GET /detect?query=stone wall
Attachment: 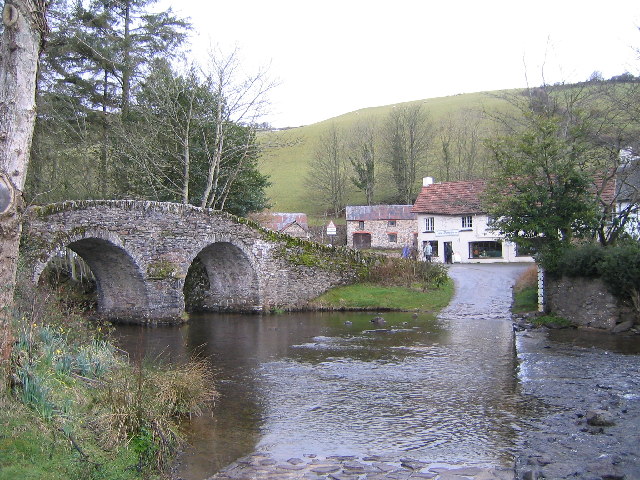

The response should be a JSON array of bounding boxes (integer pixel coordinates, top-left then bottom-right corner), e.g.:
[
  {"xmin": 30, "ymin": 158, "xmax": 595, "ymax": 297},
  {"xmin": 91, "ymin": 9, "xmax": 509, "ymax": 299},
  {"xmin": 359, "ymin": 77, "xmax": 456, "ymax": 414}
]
[
  {"xmin": 346, "ymin": 219, "xmax": 416, "ymax": 249},
  {"xmin": 23, "ymin": 201, "xmax": 372, "ymax": 322},
  {"xmin": 545, "ymin": 275, "xmax": 636, "ymax": 330}
]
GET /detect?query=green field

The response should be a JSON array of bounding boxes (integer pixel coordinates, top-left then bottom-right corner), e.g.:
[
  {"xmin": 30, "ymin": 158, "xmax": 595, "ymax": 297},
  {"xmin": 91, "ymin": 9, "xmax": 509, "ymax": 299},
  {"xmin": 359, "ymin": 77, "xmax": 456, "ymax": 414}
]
[{"xmin": 258, "ymin": 89, "xmax": 519, "ymax": 219}]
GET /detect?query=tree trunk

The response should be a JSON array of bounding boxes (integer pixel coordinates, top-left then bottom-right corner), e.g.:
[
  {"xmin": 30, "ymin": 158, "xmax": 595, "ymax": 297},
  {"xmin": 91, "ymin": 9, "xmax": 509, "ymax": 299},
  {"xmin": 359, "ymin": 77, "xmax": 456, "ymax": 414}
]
[
  {"xmin": 0, "ymin": 0, "xmax": 48, "ymax": 377},
  {"xmin": 121, "ymin": 0, "xmax": 131, "ymax": 116}
]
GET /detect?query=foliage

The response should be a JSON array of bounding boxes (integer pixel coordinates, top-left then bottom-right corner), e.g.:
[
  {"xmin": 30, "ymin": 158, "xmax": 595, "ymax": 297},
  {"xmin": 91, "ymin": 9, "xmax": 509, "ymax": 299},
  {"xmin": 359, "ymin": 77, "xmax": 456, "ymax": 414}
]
[
  {"xmin": 437, "ymin": 109, "xmax": 491, "ymax": 181},
  {"xmin": 146, "ymin": 259, "xmax": 178, "ymax": 280},
  {"xmin": 4, "ymin": 285, "xmax": 216, "ymax": 478},
  {"xmin": 27, "ymin": 4, "xmax": 270, "ymax": 217},
  {"xmin": 364, "ymin": 257, "xmax": 449, "ymax": 291},
  {"xmin": 548, "ymin": 242, "xmax": 605, "ymax": 277},
  {"xmin": 544, "ymin": 241, "xmax": 640, "ymax": 316},
  {"xmin": 513, "ymin": 286, "xmax": 538, "ymax": 314},
  {"xmin": 381, "ymin": 104, "xmax": 435, "ymax": 204},
  {"xmin": 29, "ymin": 0, "xmax": 191, "ymax": 199},
  {"xmin": 597, "ymin": 241, "xmax": 640, "ymax": 313},
  {"xmin": 530, "ymin": 315, "xmax": 572, "ymax": 328},
  {"xmin": 305, "ymin": 123, "xmax": 349, "ymax": 216},
  {"xmin": 348, "ymin": 118, "xmax": 377, "ymax": 205},
  {"xmin": 511, "ymin": 265, "xmax": 539, "ymax": 313},
  {"xmin": 483, "ymin": 109, "xmax": 600, "ymax": 259}
]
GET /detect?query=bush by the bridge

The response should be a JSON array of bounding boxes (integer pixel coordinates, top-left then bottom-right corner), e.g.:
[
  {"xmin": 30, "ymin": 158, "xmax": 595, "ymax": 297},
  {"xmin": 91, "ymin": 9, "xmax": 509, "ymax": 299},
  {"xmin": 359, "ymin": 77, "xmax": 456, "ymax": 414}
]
[{"xmin": 364, "ymin": 257, "xmax": 449, "ymax": 291}]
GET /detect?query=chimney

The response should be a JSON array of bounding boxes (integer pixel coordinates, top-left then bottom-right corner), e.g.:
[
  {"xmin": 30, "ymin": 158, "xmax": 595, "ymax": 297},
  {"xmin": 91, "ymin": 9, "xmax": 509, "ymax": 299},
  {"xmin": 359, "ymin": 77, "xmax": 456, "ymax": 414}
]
[{"xmin": 423, "ymin": 177, "xmax": 434, "ymax": 187}]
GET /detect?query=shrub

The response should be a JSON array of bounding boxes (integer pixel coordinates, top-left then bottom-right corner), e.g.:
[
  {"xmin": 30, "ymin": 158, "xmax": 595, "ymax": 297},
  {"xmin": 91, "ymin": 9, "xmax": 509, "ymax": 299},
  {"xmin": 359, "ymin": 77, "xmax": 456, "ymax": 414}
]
[
  {"xmin": 7, "ymin": 283, "xmax": 217, "ymax": 477},
  {"xmin": 364, "ymin": 257, "xmax": 449, "ymax": 290},
  {"xmin": 92, "ymin": 359, "xmax": 217, "ymax": 472},
  {"xmin": 597, "ymin": 241, "xmax": 640, "ymax": 313},
  {"xmin": 549, "ymin": 242, "xmax": 605, "ymax": 277},
  {"xmin": 541, "ymin": 241, "xmax": 640, "ymax": 317}
]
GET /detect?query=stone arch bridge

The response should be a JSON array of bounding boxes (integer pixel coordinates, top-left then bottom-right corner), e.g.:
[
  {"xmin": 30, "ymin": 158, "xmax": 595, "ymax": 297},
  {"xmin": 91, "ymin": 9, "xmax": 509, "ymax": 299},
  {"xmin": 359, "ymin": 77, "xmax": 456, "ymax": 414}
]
[{"xmin": 23, "ymin": 201, "xmax": 370, "ymax": 323}]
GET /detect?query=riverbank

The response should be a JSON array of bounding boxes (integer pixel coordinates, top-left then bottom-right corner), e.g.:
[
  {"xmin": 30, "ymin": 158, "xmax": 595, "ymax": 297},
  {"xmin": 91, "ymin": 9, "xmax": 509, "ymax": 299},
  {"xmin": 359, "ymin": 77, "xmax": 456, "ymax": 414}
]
[
  {"xmin": 513, "ymin": 326, "xmax": 640, "ymax": 480},
  {"xmin": 0, "ymin": 290, "xmax": 216, "ymax": 480},
  {"xmin": 309, "ymin": 281, "xmax": 454, "ymax": 312}
]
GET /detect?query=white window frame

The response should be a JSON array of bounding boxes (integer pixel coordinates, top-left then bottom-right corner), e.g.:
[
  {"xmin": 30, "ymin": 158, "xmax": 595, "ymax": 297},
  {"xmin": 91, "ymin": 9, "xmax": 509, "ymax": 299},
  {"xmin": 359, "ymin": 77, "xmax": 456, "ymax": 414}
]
[
  {"xmin": 424, "ymin": 216, "xmax": 434, "ymax": 232},
  {"xmin": 462, "ymin": 215, "xmax": 473, "ymax": 229}
]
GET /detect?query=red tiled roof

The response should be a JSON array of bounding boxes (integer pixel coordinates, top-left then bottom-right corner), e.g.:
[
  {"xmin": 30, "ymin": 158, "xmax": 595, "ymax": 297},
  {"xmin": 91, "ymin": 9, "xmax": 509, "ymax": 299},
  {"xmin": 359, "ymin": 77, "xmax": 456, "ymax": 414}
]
[{"xmin": 411, "ymin": 180, "xmax": 487, "ymax": 215}]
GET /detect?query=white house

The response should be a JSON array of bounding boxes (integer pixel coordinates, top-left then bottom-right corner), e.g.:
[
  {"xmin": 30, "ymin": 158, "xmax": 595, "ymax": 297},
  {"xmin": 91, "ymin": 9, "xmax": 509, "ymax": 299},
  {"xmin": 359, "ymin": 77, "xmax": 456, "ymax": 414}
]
[
  {"xmin": 411, "ymin": 177, "xmax": 535, "ymax": 264},
  {"xmin": 613, "ymin": 151, "xmax": 640, "ymax": 238}
]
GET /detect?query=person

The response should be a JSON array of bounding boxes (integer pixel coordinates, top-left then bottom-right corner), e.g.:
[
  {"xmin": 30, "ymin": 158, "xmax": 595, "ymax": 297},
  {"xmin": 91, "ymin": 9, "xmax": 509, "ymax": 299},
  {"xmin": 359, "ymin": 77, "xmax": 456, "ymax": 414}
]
[
  {"xmin": 423, "ymin": 242, "xmax": 433, "ymax": 262},
  {"xmin": 401, "ymin": 244, "xmax": 410, "ymax": 258},
  {"xmin": 444, "ymin": 243, "xmax": 452, "ymax": 264}
]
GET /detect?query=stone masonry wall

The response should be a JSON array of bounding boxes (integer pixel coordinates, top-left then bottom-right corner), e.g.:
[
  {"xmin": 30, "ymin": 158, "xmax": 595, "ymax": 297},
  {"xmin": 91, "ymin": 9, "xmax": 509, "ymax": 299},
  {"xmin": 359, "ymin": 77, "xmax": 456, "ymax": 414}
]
[
  {"xmin": 23, "ymin": 201, "xmax": 368, "ymax": 322},
  {"xmin": 346, "ymin": 219, "xmax": 416, "ymax": 249},
  {"xmin": 545, "ymin": 275, "xmax": 635, "ymax": 330}
]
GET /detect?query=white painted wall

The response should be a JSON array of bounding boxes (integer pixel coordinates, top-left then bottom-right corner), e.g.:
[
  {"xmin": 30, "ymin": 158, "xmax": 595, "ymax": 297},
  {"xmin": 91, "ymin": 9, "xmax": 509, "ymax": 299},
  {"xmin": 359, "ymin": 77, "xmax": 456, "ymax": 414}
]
[{"xmin": 416, "ymin": 213, "xmax": 535, "ymax": 263}]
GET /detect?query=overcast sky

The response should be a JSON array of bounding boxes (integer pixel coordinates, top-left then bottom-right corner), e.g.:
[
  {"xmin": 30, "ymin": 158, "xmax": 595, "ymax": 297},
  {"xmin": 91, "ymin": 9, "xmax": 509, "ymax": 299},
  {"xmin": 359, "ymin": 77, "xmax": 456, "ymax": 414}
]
[{"xmin": 161, "ymin": 0, "xmax": 640, "ymax": 128}]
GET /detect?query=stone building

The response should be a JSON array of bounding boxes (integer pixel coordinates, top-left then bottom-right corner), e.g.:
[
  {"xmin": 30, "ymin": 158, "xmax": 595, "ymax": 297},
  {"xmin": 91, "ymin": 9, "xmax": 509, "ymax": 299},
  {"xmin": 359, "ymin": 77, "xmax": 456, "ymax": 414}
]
[{"xmin": 346, "ymin": 205, "xmax": 417, "ymax": 250}]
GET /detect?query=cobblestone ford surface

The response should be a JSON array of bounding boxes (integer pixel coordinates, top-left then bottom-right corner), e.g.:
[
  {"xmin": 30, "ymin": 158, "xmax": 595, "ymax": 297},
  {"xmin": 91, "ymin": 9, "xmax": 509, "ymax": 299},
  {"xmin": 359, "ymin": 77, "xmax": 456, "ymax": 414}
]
[{"xmin": 205, "ymin": 453, "xmax": 514, "ymax": 480}]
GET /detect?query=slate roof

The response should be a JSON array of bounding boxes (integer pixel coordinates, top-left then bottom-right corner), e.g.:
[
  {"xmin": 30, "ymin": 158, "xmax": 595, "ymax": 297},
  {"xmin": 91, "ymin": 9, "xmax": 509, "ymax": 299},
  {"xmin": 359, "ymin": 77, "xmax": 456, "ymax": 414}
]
[
  {"xmin": 346, "ymin": 205, "xmax": 416, "ymax": 221},
  {"xmin": 270, "ymin": 213, "xmax": 309, "ymax": 232},
  {"xmin": 411, "ymin": 179, "xmax": 487, "ymax": 215}
]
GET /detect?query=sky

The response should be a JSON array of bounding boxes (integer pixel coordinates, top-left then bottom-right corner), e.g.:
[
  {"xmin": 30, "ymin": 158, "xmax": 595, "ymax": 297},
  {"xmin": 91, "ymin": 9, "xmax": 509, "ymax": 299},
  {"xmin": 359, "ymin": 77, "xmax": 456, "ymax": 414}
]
[{"xmin": 160, "ymin": 0, "xmax": 640, "ymax": 128}]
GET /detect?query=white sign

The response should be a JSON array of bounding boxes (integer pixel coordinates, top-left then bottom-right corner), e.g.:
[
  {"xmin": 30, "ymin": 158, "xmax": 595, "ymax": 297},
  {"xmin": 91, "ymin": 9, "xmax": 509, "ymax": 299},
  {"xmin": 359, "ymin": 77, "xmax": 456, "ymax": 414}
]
[
  {"xmin": 326, "ymin": 221, "xmax": 337, "ymax": 236},
  {"xmin": 435, "ymin": 230, "xmax": 459, "ymax": 237}
]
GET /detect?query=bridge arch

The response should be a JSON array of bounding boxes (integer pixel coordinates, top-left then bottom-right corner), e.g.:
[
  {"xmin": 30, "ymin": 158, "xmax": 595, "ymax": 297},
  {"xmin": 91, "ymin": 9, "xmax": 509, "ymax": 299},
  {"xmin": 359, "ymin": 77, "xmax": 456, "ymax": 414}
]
[
  {"xmin": 184, "ymin": 237, "xmax": 262, "ymax": 313},
  {"xmin": 34, "ymin": 229, "xmax": 150, "ymax": 317}
]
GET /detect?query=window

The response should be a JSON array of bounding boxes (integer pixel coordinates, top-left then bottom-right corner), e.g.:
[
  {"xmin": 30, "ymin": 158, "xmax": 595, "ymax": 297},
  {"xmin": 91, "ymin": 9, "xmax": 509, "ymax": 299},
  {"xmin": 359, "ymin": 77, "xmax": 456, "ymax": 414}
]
[
  {"xmin": 462, "ymin": 216, "xmax": 473, "ymax": 229},
  {"xmin": 469, "ymin": 241, "xmax": 502, "ymax": 259},
  {"xmin": 424, "ymin": 217, "xmax": 434, "ymax": 232},
  {"xmin": 422, "ymin": 240, "xmax": 439, "ymax": 257},
  {"xmin": 388, "ymin": 219, "xmax": 397, "ymax": 227},
  {"xmin": 358, "ymin": 220, "xmax": 365, "ymax": 230},
  {"xmin": 388, "ymin": 233, "xmax": 398, "ymax": 243}
]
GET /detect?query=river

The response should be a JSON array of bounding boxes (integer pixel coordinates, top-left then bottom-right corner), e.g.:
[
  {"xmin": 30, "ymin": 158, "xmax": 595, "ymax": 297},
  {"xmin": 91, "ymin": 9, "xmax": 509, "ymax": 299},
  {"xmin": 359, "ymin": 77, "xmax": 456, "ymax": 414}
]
[{"xmin": 112, "ymin": 263, "xmax": 640, "ymax": 480}]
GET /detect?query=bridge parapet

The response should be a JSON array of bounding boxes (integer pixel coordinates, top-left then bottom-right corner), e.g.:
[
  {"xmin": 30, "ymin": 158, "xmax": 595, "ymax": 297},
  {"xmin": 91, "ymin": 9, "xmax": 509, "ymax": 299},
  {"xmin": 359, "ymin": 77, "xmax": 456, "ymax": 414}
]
[{"xmin": 22, "ymin": 201, "xmax": 374, "ymax": 323}]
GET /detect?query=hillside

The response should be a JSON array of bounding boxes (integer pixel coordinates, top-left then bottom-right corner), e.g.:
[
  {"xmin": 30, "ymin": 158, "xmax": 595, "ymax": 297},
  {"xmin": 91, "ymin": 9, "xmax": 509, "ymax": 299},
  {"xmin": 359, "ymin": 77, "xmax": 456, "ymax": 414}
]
[{"xmin": 257, "ymin": 89, "xmax": 520, "ymax": 219}]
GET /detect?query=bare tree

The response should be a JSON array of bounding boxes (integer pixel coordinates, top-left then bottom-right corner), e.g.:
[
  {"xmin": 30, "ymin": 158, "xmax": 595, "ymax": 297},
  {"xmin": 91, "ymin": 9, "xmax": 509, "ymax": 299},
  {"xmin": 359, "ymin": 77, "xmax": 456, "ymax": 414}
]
[
  {"xmin": 0, "ymin": 0, "xmax": 49, "ymax": 373},
  {"xmin": 436, "ymin": 109, "xmax": 488, "ymax": 181},
  {"xmin": 381, "ymin": 104, "xmax": 434, "ymax": 204},
  {"xmin": 114, "ymin": 59, "xmax": 203, "ymax": 204},
  {"xmin": 347, "ymin": 117, "xmax": 377, "ymax": 205},
  {"xmin": 199, "ymin": 46, "xmax": 276, "ymax": 210},
  {"xmin": 306, "ymin": 123, "xmax": 349, "ymax": 216}
]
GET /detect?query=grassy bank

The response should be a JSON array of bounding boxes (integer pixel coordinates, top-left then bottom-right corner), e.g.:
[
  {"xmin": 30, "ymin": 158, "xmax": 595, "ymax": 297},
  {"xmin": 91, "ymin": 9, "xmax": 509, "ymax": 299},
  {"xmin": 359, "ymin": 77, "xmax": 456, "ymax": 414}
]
[
  {"xmin": 311, "ymin": 280, "xmax": 454, "ymax": 311},
  {"xmin": 312, "ymin": 258, "xmax": 454, "ymax": 311},
  {"xmin": 1, "ymin": 286, "xmax": 215, "ymax": 480},
  {"xmin": 512, "ymin": 265, "xmax": 539, "ymax": 313}
]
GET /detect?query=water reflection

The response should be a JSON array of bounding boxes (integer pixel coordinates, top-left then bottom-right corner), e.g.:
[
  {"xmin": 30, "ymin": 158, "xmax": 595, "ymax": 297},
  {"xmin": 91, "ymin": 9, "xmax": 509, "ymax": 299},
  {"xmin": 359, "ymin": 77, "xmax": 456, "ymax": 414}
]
[{"xmin": 113, "ymin": 310, "xmax": 521, "ymax": 480}]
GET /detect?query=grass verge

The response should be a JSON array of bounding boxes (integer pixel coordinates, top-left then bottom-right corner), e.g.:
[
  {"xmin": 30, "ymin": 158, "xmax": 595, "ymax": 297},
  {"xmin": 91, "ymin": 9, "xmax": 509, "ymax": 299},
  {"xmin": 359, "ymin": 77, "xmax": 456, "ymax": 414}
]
[
  {"xmin": 530, "ymin": 315, "xmax": 572, "ymax": 328},
  {"xmin": 1, "ymin": 285, "xmax": 216, "ymax": 480},
  {"xmin": 512, "ymin": 265, "xmax": 539, "ymax": 313},
  {"xmin": 513, "ymin": 285, "xmax": 538, "ymax": 313},
  {"xmin": 312, "ymin": 280, "xmax": 454, "ymax": 311},
  {"xmin": 311, "ymin": 257, "xmax": 454, "ymax": 311}
]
